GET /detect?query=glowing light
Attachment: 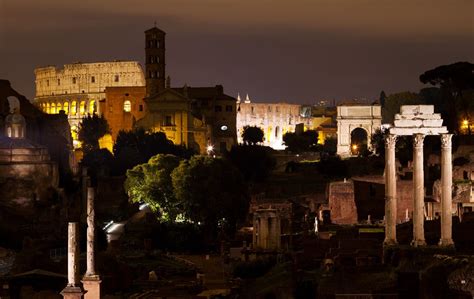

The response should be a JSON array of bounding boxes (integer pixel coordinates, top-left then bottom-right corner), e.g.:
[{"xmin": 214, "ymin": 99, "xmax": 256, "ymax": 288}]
[
  {"xmin": 220, "ymin": 125, "xmax": 228, "ymax": 131},
  {"xmin": 463, "ymin": 119, "xmax": 469, "ymax": 126},
  {"xmin": 352, "ymin": 144, "xmax": 358, "ymax": 150},
  {"xmin": 207, "ymin": 145, "xmax": 214, "ymax": 153}
]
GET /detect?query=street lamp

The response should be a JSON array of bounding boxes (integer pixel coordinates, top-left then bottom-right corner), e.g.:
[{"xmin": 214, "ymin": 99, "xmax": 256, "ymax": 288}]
[{"xmin": 206, "ymin": 144, "xmax": 214, "ymax": 155}]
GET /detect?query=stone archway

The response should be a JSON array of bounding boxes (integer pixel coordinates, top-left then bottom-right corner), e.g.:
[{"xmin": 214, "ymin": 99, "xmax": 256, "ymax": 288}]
[
  {"xmin": 336, "ymin": 105, "xmax": 382, "ymax": 158},
  {"xmin": 350, "ymin": 127, "xmax": 368, "ymax": 155}
]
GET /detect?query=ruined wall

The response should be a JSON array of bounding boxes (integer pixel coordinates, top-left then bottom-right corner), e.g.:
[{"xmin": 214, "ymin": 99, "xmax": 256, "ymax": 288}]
[{"xmin": 328, "ymin": 180, "xmax": 357, "ymax": 224}]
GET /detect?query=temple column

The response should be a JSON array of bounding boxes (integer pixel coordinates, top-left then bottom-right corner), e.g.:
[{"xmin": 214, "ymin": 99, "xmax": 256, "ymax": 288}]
[
  {"xmin": 384, "ymin": 134, "xmax": 398, "ymax": 245},
  {"xmin": 439, "ymin": 134, "xmax": 454, "ymax": 247},
  {"xmin": 61, "ymin": 223, "xmax": 84, "ymax": 299},
  {"xmin": 82, "ymin": 187, "xmax": 101, "ymax": 299},
  {"xmin": 412, "ymin": 133, "xmax": 426, "ymax": 247}
]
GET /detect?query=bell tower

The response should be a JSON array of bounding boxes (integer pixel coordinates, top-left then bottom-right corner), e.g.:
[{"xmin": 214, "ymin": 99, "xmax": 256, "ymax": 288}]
[{"xmin": 145, "ymin": 26, "xmax": 166, "ymax": 97}]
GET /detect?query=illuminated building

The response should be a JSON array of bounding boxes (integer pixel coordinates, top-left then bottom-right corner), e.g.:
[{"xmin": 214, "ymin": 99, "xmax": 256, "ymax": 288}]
[
  {"xmin": 34, "ymin": 61, "xmax": 145, "ymax": 147},
  {"xmin": 236, "ymin": 96, "xmax": 335, "ymax": 149}
]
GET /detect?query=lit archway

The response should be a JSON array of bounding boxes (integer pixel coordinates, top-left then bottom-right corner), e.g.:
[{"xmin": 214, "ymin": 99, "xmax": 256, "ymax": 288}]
[
  {"xmin": 63, "ymin": 102, "xmax": 69, "ymax": 114},
  {"xmin": 71, "ymin": 101, "xmax": 77, "ymax": 115},
  {"xmin": 123, "ymin": 100, "xmax": 131, "ymax": 112},
  {"xmin": 89, "ymin": 100, "xmax": 96, "ymax": 114},
  {"xmin": 51, "ymin": 103, "xmax": 56, "ymax": 114},
  {"xmin": 350, "ymin": 127, "xmax": 368, "ymax": 155},
  {"xmin": 79, "ymin": 101, "xmax": 85, "ymax": 115}
]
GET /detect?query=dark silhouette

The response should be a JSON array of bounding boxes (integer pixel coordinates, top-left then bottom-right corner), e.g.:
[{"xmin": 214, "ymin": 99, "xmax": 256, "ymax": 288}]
[
  {"xmin": 78, "ymin": 114, "xmax": 110, "ymax": 154},
  {"xmin": 283, "ymin": 130, "xmax": 319, "ymax": 153},
  {"xmin": 242, "ymin": 125, "xmax": 264, "ymax": 145}
]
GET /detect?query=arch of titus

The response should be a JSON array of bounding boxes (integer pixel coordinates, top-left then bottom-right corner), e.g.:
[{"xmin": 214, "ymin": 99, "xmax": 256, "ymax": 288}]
[
  {"xmin": 384, "ymin": 105, "xmax": 453, "ymax": 247},
  {"xmin": 336, "ymin": 105, "xmax": 382, "ymax": 158}
]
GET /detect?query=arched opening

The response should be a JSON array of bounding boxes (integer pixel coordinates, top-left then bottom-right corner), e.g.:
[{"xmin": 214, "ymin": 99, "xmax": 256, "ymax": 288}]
[
  {"xmin": 51, "ymin": 103, "xmax": 56, "ymax": 114},
  {"xmin": 46, "ymin": 103, "xmax": 50, "ymax": 114},
  {"xmin": 89, "ymin": 100, "xmax": 96, "ymax": 114},
  {"xmin": 79, "ymin": 101, "xmax": 85, "ymax": 115},
  {"xmin": 63, "ymin": 102, "xmax": 69, "ymax": 114},
  {"xmin": 71, "ymin": 101, "xmax": 77, "ymax": 115},
  {"xmin": 350, "ymin": 127, "xmax": 368, "ymax": 155}
]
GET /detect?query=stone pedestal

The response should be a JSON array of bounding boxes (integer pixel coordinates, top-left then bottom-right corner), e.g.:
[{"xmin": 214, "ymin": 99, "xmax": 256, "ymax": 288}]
[
  {"xmin": 82, "ymin": 276, "xmax": 101, "ymax": 299},
  {"xmin": 412, "ymin": 134, "xmax": 426, "ymax": 247},
  {"xmin": 439, "ymin": 134, "xmax": 454, "ymax": 247},
  {"xmin": 384, "ymin": 134, "xmax": 398, "ymax": 245},
  {"xmin": 60, "ymin": 286, "xmax": 84, "ymax": 299}
]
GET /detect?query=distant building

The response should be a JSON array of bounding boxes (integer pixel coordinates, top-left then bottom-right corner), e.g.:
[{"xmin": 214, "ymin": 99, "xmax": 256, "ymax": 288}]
[
  {"xmin": 236, "ymin": 96, "xmax": 335, "ymax": 149},
  {"xmin": 136, "ymin": 84, "xmax": 237, "ymax": 154},
  {"xmin": 34, "ymin": 61, "xmax": 145, "ymax": 146}
]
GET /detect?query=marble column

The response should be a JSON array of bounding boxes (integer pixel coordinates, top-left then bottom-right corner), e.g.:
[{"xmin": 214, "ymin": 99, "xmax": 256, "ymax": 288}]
[
  {"xmin": 439, "ymin": 134, "xmax": 454, "ymax": 247},
  {"xmin": 61, "ymin": 223, "xmax": 84, "ymax": 299},
  {"xmin": 384, "ymin": 134, "xmax": 398, "ymax": 245},
  {"xmin": 82, "ymin": 187, "xmax": 101, "ymax": 299},
  {"xmin": 412, "ymin": 133, "xmax": 426, "ymax": 247}
]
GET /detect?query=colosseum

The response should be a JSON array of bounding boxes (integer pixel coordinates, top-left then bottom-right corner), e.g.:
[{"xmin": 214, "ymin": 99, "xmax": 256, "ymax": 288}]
[{"xmin": 34, "ymin": 61, "xmax": 145, "ymax": 146}]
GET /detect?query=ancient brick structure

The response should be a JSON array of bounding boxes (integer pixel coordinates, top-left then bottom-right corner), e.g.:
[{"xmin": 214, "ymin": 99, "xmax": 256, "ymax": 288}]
[{"xmin": 34, "ymin": 61, "xmax": 145, "ymax": 146}]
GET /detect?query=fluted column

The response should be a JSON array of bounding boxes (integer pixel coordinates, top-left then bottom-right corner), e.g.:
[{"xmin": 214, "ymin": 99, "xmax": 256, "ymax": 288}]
[
  {"xmin": 412, "ymin": 133, "xmax": 426, "ymax": 247},
  {"xmin": 384, "ymin": 134, "xmax": 398, "ymax": 245},
  {"xmin": 439, "ymin": 133, "xmax": 454, "ymax": 247}
]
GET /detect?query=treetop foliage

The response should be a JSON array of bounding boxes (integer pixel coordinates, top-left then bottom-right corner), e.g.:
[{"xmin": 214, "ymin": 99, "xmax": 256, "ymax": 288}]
[{"xmin": 242, "ymin": 126, "xmax": 264, "ymax": 145}]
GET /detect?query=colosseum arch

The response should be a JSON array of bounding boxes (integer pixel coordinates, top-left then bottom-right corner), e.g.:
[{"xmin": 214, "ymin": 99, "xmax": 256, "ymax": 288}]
[{"xmin": 336, "ymin": 105, "xmax": 382, "ymax": 158}]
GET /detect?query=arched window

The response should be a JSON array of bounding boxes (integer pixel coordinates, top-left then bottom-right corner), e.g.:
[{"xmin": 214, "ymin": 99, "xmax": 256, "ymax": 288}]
[
  {"xmin": 63, "ymin": 102, "xmax": 69, "ymax": 114},
  {"xmin": 71, "ymin": 101, "xmax": 77, "ymax": 115},
  {"xmin": 89, "ymin": 100, "xmax": 96, "ymax": 114},
  {"xmin": 51, "ymin": 103, "xmax": 56, "ymax": 114},
  {"xmin": 46, "ymin": 103, "xmax": 50, "ymax": 114},
  {"xmin": 79, "ymin": 101, "xmax": 86, "ymax": 115},
  {"xmin": 58, "ymin": 102, "xmax": 64, "ymax": 113},
  {"xmin": 123, "ymin": 100, "xmax": 131, "ymax": 112}
]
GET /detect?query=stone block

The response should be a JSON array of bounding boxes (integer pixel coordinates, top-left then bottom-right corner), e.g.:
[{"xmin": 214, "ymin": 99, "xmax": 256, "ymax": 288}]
[
  {"xmin": 394, "ymin": 113, "xmax": 441, "ymax": 120},
  {"xmin": 400, "ymin": 105, "xmax": 434, "ymax": 115},
  {"xmin": 394, "ymin": 119, "xmax": 423, "ymax": 127},
  {"xmin": 389, "ymin": 126, "xmax": 448, "ymax": 136},
  {"xmin": 422, "ymin": 119, "xmax": 443, "ymax": 127}
]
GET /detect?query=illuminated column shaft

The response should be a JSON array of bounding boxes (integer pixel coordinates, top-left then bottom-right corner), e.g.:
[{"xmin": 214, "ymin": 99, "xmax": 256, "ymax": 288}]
[
  {"xmin": 86, "ymin": 187, "xmax": 96, "ymax": 276},
  {"xmin": 384, "ymin": 134, "xmax": 398, "ymax": 245},
  {"xmin": 67, "ymin": 222, "xmax": 79, "ymax": 286},
  {"xmin": 412, "ymin": 134, "xmax": 426, "ymax": 247},
  {"xmin": 439, "ymin": 134, "xmax": 454, "ymax": 246}
]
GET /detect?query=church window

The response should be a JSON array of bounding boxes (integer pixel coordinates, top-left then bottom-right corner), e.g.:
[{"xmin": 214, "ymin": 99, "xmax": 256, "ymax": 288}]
[
  {"xmin": 251, "ymin": 106, "xmax": 255, "ymax": 114},
  {"xmin": 123, "ymin": 100, "xmax": 131, "ymax": 112},
  {"xmin": 149, "ymin": 71, "xmax": 155, "ymax": 78},
  {"xmin": 57, "ymin": 79, "xmax": 60, "ymax": 86},
  {"xmin": 79, "ymin": 101, "xmax": 86, "ymax": 115},
  {"xmin": 51, "ymin": 103, "xmax": 56, "ymax": 114},
  {"xmin": 155, "ymin": 71, "xmax": 159, "ymax": 78},
  {"xmin": 275, "ymin": 126, "xmax": 280, "ymax": 138},
  {"xmin": 139, "ymin": 104, "xmax": 144, "ymax": 112},
  {"xmin": 268, "ymin": 106, "xmax": 272, "ymax": 112},
  {"xmin": 156, "ymin": 40, "xmax": 159, "ymax": 48},
  {"xmin": 63, "ymin": 102, "xmax": 69, "ymax": 114},
  {"xmin": 156, "ymin": 56, "xmax": 159, "ymax": 63},
  {"xmin": 91, "ymin": 76, "xmax": 95, "ymax": 83},
  {"xmin": 89, "ymin": 100, "xmax": 96, "ymax": 114},
  {"xmin": 226, "ymin": 105, "xmax": 232, "ymax": 112},
  {"xmin": 72, "ymin": 77, "xmax": 76, "ymax": 84},
  {"xmin": 215, "ymin": 105, "xmax": 222, "ymax": 112},
  {"xmin": 150, "ymin": 56, "xmax": 154, "ymax": 63},
  {"xmin": 71, "ymin": 101, "xmax": 77, "ymax": 115},
  {"xmin": 114, "ymin": 75, "xmax": 119, "ymax": 82}
]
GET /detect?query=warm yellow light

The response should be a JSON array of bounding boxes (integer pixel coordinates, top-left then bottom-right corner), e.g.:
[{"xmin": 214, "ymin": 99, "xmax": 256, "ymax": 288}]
[
  {"xmin": 463, "ymin": 119, "xmax": 469, "ymax": 126},
  {"xmin": 207, "ymin": 145, "xmax": 214, "ymax": 153},
  {"xmin": 352, "ymin": 144, "xmax": 358, "ymax": 150}
]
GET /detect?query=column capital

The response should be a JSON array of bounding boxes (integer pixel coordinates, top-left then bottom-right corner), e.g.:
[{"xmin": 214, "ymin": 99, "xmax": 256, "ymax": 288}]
[
  {"xmin": 384, "ymin": 134, "xmax": 397, "ymax": 148},
  {"xmin": 440, "ymin": 133, "xmax": 453, "ymax": 149},
  {"xmin": 413, "ymin": 133, "xmax": 425, "ymax": 148}
]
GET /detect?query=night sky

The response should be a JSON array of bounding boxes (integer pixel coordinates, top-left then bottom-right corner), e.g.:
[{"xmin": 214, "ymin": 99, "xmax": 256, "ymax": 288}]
[{"xmin": 0, "ymin": 0, "xmax": 473, "ymax": 103}]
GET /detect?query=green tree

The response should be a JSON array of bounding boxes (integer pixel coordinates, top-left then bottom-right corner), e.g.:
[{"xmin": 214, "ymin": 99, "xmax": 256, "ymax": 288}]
[
  {"xmin": 283, "ymin": 130, "xmax": 319, "ymax": 152},
  {"xmin": 420, "ymin": 62, "xmax": 474, "ymax": 133},
  {"xmin": 124, "ymin": 154, "xmax": 183, "ymax": 221},
  {"xmin": 171, "ymin": 156, "xmax": 249, "ymax": 237},
  {"xmin": 114, "ymin": 128, "xmax": 194, "ymax": 175},
  {"xmin": 242, "ymin": 126, "xmax": 264, "ymax": 145},
  {"xmin": 225, "ymin": 145, "xmax": 276, "ymax": 182},
  {"xmin": 78, "ymin": 114, "xmax": 110, "ymax": 153}
]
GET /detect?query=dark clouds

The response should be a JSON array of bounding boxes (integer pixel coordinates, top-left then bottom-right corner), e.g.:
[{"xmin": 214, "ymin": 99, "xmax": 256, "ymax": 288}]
[{"xmin": 0, "ymin": 0, "xmax": 473, "ymax": 103}]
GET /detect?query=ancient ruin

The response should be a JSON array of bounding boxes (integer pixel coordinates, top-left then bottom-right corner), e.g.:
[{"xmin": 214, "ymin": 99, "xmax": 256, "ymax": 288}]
[
  {"xmin": 384, "ymin": 105, "xmax": 453, "ymax": 247},
  {"xmin": 253, "ymin": 208, "xmax": 281, "ymax": 251},
  {"xmin": 61, "ymin": 222, "xmax": 84, "ymax": 299}
]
